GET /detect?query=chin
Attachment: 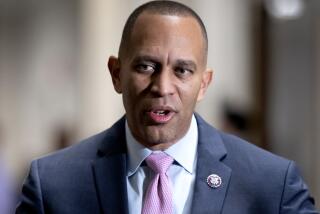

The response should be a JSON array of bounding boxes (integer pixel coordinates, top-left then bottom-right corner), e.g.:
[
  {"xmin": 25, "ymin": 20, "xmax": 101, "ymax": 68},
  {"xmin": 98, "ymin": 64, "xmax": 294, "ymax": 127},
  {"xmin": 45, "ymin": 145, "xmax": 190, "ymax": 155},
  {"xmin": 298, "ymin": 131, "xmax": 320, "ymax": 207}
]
[
  {"xmin": 144, "ymin": 129, "xmax": 176, "ymax": 146},
  {"xmin": 144, "ymin": 138, "xmax": 175, "ymax": 150}
]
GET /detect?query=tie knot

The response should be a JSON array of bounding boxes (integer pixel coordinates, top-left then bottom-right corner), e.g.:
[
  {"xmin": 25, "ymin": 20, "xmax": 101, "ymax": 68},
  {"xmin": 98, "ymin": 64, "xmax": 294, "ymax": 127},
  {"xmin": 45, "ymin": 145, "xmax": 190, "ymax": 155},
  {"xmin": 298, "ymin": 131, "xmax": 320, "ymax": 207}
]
[{"xmin": 145, "ymin": 152, "xmax": 174, "ymax": 174}]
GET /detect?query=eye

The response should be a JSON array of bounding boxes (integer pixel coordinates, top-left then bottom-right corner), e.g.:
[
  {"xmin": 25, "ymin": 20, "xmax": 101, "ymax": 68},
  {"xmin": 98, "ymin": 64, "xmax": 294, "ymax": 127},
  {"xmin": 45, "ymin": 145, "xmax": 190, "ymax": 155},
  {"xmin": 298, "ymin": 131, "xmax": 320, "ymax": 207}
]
[
  {"xmin": 135, "ymin": 64, "xmax": 156, "ymax": 74},
  {"xmin": 175, "ymin": 67, "xmax": 193, "ymax": 77}
]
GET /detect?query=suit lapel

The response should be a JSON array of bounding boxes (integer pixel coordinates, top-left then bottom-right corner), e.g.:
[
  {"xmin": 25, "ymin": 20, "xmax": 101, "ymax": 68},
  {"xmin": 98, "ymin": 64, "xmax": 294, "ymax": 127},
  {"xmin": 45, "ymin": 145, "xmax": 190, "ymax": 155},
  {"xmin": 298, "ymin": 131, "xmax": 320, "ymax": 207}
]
[
  {"xmin": 191, "ymin": 114, "xmax": 232, "ymax": 214},
  {"xmin": 92, "ymin": 154, "xmax": 128, "ymax": 214},
  {"xmin": 91, "ymin": 117, "xmax": 129, "ymax": 214}
]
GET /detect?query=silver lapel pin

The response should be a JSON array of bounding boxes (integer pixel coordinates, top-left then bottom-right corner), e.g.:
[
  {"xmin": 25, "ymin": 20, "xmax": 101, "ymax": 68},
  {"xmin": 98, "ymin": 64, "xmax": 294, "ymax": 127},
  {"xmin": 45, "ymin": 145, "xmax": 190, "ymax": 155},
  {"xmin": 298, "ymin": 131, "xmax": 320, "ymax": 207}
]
[{"xmin": 207, "ymin": 174, "xmax": 222, "ymax": 188}]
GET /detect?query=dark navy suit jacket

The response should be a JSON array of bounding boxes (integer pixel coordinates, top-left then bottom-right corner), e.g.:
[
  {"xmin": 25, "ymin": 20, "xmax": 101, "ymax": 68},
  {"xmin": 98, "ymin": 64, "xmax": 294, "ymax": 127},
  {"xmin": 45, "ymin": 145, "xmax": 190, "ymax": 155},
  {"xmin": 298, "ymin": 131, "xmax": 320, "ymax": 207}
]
[{"xmin": 16, "ymin": 114, "xmax": 318, "ymax": 213}]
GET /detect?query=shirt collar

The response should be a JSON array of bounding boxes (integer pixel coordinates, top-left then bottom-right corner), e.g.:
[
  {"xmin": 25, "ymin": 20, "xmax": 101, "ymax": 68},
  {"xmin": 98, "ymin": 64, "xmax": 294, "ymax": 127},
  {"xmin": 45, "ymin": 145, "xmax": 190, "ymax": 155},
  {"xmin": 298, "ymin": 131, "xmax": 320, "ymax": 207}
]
[{"xmin": 126, "ymin": 115, "xmax": 198, "ymax": 176}]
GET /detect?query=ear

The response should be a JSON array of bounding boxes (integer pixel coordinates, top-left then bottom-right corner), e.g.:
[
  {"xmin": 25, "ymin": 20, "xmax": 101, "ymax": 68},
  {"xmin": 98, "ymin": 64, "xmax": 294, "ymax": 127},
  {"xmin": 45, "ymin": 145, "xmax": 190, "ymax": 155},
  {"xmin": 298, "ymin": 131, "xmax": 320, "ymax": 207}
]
[
  {"xmin": 197, "ymin": 68, "xmax": 213, "ymax": 102},
  {"xmin": 108, "ymin": 56, "xmax": 122, "ymax": 94}
]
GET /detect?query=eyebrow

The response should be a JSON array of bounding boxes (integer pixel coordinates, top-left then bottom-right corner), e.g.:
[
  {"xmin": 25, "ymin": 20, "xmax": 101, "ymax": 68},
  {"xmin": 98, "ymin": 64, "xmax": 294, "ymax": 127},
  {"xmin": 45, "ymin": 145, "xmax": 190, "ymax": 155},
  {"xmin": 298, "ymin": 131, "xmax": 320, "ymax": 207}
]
[
  {"xmin": 131, "ymin": 55, "xmax": 197, "ymax": 70},
  {"xmin": 175, "ymin": 59, "xmax": 197, "ymax": 71},
  {"xmin": 131, "ymin": 55, "xmax": 160, "ymax": 64}
]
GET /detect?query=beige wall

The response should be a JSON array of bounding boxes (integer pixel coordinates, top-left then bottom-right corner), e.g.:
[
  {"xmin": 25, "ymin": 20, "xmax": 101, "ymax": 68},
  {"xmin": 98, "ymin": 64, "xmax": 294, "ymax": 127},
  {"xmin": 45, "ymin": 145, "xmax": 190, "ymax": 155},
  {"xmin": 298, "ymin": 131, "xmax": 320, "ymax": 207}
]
[
  {"xmin": 76, "ymin": 0, "xmax": 128, "ymax": 139},
  {"xmin": 0, "ymin": 0, "xmax": 79, "ymax": 178},
  {"xmin": 192, "ymin": 0, "xmax": 254, "ymax": 126}
]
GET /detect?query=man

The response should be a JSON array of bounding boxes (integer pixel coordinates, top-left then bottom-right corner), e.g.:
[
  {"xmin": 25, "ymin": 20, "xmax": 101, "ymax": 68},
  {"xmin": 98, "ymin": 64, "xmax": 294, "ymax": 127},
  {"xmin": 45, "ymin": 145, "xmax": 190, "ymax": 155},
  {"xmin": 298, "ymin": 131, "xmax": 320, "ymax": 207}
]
[{"xmin": 17, "ymin": 1, "xmax": 318, "ymax": 213}]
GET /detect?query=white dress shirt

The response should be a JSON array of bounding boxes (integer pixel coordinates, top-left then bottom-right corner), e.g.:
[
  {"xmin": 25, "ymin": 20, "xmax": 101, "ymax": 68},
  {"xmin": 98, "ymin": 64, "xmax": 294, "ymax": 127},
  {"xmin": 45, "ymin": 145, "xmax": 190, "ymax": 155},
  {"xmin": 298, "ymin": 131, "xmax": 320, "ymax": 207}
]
[{"xmin": 126, "ymin": 115, "xmax": 198, "ymax": 214}]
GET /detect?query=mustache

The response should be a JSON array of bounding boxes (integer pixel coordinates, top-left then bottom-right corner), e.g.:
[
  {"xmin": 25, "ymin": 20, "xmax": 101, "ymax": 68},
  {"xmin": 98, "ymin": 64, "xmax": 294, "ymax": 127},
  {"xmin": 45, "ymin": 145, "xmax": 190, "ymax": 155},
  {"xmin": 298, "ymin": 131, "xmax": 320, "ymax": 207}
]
[{"xmin": 139, "ymin": 97, "xmax": 178, "ymax": 111}]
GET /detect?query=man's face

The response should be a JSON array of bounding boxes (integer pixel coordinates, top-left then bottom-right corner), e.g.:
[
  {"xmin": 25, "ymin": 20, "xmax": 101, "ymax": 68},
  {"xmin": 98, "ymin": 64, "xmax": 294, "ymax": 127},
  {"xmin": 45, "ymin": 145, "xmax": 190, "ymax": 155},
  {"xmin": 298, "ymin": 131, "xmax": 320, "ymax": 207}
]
[{"xmin": 109, "ymin": 13, "xmax": 212, "ymax": 150}]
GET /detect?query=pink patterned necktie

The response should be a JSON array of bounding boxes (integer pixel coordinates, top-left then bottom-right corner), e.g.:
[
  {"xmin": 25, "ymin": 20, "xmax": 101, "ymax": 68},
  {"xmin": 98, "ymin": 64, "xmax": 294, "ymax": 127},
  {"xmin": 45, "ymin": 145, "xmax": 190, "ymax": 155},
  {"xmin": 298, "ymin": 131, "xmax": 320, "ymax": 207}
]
[{"xmin": 142, "ymin": 152, "xmax": 174, "ymax": 214}]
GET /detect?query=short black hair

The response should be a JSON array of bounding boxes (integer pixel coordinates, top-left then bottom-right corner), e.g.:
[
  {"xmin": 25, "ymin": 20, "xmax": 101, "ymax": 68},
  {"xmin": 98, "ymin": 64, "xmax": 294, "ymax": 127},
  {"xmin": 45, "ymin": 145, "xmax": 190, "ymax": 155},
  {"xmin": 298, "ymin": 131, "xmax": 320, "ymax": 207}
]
[{"xmin": 118, "ymin": 0, "xmax": 208, "ymax": 60}]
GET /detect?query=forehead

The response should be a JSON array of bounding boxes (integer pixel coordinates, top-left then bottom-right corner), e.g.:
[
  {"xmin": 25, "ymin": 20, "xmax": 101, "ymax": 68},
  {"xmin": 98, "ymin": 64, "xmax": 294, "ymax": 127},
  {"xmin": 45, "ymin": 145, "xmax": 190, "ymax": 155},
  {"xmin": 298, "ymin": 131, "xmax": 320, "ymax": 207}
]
[{"xmin": 125, "ymin": 13, "xmax": 206, "ymax": 65}]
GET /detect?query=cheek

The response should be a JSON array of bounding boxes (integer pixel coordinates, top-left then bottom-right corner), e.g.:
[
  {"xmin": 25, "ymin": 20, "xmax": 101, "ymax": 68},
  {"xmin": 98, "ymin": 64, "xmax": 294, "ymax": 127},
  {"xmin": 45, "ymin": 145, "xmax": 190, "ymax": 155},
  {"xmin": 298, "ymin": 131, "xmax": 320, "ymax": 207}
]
[
  {"xmin": 121, "ymin": 72, "xmax": 143, "ymax": 92},
  {"xmin": 121, "ymin": 73, "xmax": 150, "ymax": 104},
  {"xmin": 179, "ymin": 80, "xmax": 202, "ymax": 105}
]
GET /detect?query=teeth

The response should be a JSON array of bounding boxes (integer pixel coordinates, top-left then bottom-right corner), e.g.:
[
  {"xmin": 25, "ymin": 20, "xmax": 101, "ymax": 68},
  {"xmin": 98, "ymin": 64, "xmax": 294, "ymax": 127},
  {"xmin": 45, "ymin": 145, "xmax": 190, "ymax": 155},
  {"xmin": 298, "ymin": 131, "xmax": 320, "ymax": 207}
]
[{"xmin": 155, "ymin": 110, "xmax": 165, "ymax": 115}]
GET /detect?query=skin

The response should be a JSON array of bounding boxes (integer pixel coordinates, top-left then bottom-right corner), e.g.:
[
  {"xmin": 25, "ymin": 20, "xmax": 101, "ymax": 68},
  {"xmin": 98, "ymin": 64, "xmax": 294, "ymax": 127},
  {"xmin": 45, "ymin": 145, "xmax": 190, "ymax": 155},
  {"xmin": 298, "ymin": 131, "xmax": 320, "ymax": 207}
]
[{"xmin": 108, "ymin": 12, "xmax": 213, "ymax": 150}]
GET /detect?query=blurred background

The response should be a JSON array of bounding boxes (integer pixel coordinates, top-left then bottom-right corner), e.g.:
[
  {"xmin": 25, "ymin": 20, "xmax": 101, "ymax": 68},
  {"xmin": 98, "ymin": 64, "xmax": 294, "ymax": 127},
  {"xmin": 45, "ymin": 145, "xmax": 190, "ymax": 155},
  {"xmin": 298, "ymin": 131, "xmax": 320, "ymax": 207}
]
[{"xmin": 0, "ymin": 0, "xmax": 319, "ymax": 211}]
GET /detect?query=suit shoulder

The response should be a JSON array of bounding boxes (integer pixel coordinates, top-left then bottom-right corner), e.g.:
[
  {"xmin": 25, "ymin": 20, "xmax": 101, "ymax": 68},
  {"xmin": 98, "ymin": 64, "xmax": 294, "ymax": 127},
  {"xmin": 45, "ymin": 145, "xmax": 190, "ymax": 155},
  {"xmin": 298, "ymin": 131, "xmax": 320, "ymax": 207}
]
[
  {"xmin": 219, "ymin": 131, "xmax": 290, "ymax": 170},
  {"xmin": 35, "ymin": 116, "xmax": 126, "ymax": 167},
  {"xmin": 35, "ymin": 128, "xmax": 111, "ymax": 165},
  {"xmin": 195, "ymin": 113, "xmax": 290, "ymax": 168}
]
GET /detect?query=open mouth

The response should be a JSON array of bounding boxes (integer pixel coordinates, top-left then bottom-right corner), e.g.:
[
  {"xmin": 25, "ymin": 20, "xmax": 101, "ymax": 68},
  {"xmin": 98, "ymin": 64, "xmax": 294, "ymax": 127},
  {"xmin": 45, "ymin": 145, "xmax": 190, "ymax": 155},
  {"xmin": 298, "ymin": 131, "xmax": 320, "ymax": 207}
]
[
  {"xmin": 148, "ymin": 109, "xmax": 175, "ymax": 123},
  {"xmin": 152, "ymin": 110, "xmax": 170, "ymax": 115}
]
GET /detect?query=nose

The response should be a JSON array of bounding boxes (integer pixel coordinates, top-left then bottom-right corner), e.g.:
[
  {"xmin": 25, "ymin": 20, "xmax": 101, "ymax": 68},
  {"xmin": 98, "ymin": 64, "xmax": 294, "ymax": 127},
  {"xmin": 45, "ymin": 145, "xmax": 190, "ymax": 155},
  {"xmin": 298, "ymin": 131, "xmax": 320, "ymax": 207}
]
[{"xmin": 150, "ymin": 69, "xmax": 175, "ymax": 97}]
